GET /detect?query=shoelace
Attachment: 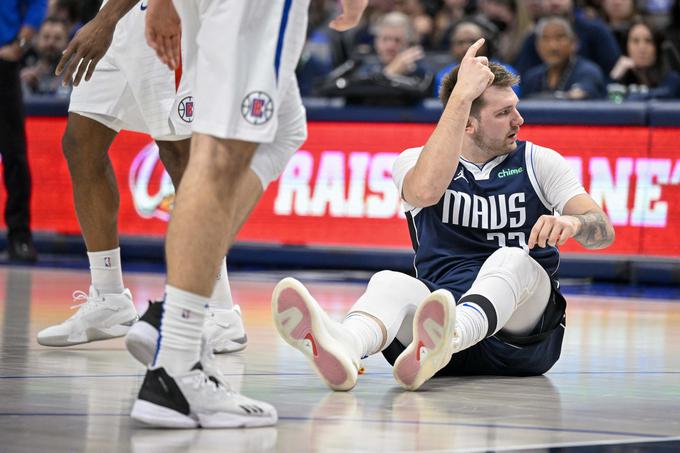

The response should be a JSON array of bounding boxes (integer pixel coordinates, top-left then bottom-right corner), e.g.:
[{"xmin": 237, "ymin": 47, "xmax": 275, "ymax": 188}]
[{"xmin": 68, "ymin": 290, "xmax": 103, "ymax": 319}]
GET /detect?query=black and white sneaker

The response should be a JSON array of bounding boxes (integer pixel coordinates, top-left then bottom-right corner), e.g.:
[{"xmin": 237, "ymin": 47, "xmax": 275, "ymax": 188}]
[
  {"xmin": 131, "ymin": 363, "xmax": 277, "ymax": 428},
  {"xmin": 125, "ymin": 300, "xmax": 163, "ymax": 365}
]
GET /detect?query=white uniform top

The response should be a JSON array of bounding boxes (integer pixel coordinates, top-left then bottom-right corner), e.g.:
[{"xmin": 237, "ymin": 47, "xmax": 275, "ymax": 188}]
[{"xmin": 392, "ymin": 143, "xmax": 586, "ymax": 214}]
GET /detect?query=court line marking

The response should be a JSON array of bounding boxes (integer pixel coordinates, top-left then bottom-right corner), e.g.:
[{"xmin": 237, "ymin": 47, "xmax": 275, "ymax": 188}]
[
  {"xmin": 2, "ymin": 370, "xmax": 680, "ymax": 379},
  {"xmin": 0, "ymin": 412, "xmax": 669, "ymax": 439},
  {"xmin": 456, "ymin": 435, "xmax": 680, "ymax": 453}
]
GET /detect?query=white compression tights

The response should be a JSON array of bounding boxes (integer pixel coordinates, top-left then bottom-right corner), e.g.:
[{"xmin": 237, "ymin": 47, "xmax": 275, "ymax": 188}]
[{"xmin": 343, "ymin": 247, "xmax": 552, "ymax": 356}]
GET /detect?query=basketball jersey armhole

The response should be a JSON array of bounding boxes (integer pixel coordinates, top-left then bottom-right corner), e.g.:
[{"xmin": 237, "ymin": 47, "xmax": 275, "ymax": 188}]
[{"xmin": 525, "ymin": 142, "xmax": 553, "ymax": 212}]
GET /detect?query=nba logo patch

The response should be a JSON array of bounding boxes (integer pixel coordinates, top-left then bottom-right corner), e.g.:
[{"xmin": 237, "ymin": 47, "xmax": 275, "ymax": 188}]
[
  {"xmin": 178, "ymin": 96, "xmax": 194, "ymax": 123},
  {"xmin": 181, "ymin": 309, "xmax": 191, "ymax": 319},
  {"xmin": 104, "ymin": 257, "xmax": 111, "ymax": 268},
  {"xmin": 241, "ymin": 91, "xmax": 274, "ymax": 125}
]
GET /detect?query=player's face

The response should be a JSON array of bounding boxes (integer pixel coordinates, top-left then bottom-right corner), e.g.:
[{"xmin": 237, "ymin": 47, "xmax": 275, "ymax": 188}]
[{"xmin": 470, "ymin": 86, "xmax": 524, "ymax": 155}]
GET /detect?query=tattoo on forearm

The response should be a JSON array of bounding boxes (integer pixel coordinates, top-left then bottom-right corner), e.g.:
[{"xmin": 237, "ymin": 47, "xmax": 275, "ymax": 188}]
[{"xmin": 572, "ymin": 211, "xmax": 614, "ymax": 249}]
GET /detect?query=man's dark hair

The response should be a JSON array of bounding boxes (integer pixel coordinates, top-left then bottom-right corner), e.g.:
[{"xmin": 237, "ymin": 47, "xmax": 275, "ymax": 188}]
[{"xmin": 439, "ymin": 63, "xmax": 520, "ymax": 115}]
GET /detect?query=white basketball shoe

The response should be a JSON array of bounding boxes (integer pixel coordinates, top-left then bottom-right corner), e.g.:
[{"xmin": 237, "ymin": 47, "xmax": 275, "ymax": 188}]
[
  {"xmin": 204, "ymin": 306, "xmax": 248, "ymax": 354},
  {"xmin": 392, "ymin": 289, "xmax": 459, "ymax": 391},
  {"xmin": 37, "ymin": 286, "xmax": 138, "ymax": 346},
  {"xmin": 125, "ymin": 301, "xmax": 248, "ymax": 366},
  {"xmin": 272, "ymin": 277, "xmax": 364, "ymax": 391}
]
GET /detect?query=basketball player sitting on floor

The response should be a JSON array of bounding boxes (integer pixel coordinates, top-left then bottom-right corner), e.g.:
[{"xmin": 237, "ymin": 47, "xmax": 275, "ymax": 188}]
[{"xmin": 272, "ymin": 39, "xmax": 615, "ymax": 391}]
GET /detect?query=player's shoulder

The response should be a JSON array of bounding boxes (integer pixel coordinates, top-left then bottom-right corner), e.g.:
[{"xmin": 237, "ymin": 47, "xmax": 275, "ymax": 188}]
[
  {"xmin": 398, "ymin": 146, "xmax": 424, "ymax": 157},
  {"xmin": 523, "ymin": 141, "xmax": 572, "ymax": 176}
]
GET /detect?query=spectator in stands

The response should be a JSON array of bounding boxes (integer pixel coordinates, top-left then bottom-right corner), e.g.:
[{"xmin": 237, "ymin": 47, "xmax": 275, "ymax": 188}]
[
  {"xmin": 478, "ymin": 0, "xmax": 534, "ymax": 64},
  {"xmin": 316, "ymin": 11, "xmax": 433, "ymax": 105},
  {"xmin": 513, "ymin": 0, "xmax": 621, "ymax": 78},
  {"xmin": 666, "ymin": 0, "xmax": 680, "ymax": 72},
  {"xmin": 20, "ymin": 17, "xmax": 70, "ymax": 97},
  {"xmin": 522, "ymin": 16, "xmax": 606, "ymax": 99},
  {"xmin": 432, "ymin": 0, "xmax": 473, "ymax": 48},
  {"xmin": 637, "ymin": 0, "xmax": 674, "ymax": 28},
  {"xmin": 601, "ymin": 0, "xmax": 640, "ymax": 52},
  {"xmin": 433, "ymin": 18, "xmax": 520, "ymax": 96},
  {"xmin": 523, "ymin": 0, "xmax": 546, "ymax": 21},
  {"xmin": 609, "ymin": 19, "xmax": 680, "ymax": 99},
  {"xmin": 0, "ymin": 0, "xmax": 45, "ymax": 262},
  {"xmin": 48, "ymin": 0, "xmax": 81, "ymax": 39}
]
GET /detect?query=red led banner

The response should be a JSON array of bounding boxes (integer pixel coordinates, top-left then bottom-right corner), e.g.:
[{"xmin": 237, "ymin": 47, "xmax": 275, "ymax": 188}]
[{"xmin": 3, "ymin": 117, "xmax": 680, "ymax": 257}]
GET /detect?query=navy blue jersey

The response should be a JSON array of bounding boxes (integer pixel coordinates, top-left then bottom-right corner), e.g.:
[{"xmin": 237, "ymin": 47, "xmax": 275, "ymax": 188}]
[{"xmin": 406, "ymin": 141, "xmax": 559, "ymax": 299}]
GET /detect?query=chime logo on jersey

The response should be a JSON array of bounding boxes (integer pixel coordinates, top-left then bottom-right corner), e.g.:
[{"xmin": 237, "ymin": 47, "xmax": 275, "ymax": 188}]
[
  {"xmin": 178, "ymin": 96, "xmax": 194, "ymax": 123},
  {"xmin": 241, "ymin": 91, "xmax": 274, "ymax": 125},
  {"xmin": 441, "ymin": 190, "xmax": 527, "ymax": 229}
]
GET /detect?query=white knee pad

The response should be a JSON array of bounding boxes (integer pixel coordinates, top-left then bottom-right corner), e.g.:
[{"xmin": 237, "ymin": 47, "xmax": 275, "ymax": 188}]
[
  {"xmin": 250, "ymin": 79, "xmax": 307, "ymax": 189},
  {"xmin": 348, "ymin": 270, "xmax": 430, "ymax": 346},
  {"xmin": 475, "ymin": 247, "xmax": 544, "ymax": 310}
]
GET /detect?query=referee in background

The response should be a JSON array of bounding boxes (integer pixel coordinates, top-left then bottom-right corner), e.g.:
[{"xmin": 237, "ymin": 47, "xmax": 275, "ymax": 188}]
[{"xmin": 0, "ymin": 0, "xmax": 46, "ymax": 262}]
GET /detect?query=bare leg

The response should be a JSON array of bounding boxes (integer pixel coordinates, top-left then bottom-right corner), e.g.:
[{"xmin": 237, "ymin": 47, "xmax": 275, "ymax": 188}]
[
  {"xmin": 165, "ymin": 133, "xmax": 257, "ymax": 296},
  {"xmin": 62, "ymin": 113, "xmax": 118, "ymax": 252},
  {"xmin": 157, "ymin": 139, "xmax": 190, "ymax": 189}
]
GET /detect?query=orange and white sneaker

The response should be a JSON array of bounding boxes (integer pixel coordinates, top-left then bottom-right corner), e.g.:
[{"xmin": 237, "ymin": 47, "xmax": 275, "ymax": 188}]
[
  {"xmin": 393, "ymin": 290, "xmax": 458, "ymax": 391},
  {"xmin": 272, "ymin": 277, "xmax": 363, "ymax": 391}
]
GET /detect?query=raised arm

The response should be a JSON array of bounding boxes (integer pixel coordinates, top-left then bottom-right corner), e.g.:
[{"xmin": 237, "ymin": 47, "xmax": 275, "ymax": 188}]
[{"xmin": 402, "ymin": 39, "xmax": 493, "ymax": 208}]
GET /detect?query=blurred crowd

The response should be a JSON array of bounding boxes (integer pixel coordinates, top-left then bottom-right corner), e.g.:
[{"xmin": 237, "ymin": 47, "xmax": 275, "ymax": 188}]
[{"xmin": 12, "ymin": 0, "xmax": 680, "ymax": 103}]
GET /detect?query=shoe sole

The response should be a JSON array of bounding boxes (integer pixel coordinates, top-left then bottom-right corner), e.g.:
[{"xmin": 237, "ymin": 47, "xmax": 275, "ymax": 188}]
[
  {"xmin": 37, "ymin": 320, "xmax": 136, "ymax": 347},
  {"xmin": 272, "ymin": 277, "xmax": 357, "ymax": 391},
  {"xmin": 131, "ymin": 400, "xmax": 277, "ymax": 428},
  {"xmin": 125, "ymin": 321, "xmax": 158, "ymax": 365},
  {"xmin": 393, "ymin": 290, "xmax": 456, "ymax": 391}
]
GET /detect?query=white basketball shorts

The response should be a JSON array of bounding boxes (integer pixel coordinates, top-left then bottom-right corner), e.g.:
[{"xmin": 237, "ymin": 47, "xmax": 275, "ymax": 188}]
[
  {"xmin": 68, "ymin": 1, "xmax": 192, "ymax": 141},
  {"xmin": 172, "ymin": 0, "xmax": 309, "ymax": 143}
]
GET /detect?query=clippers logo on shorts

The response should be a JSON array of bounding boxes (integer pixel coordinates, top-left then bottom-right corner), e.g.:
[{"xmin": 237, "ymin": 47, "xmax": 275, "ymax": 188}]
[
  {"xmin": 178, "ymin": 96, "xmax": 194, "ymax": 123},
  {"xmin": 241, "ymin": 91, "xmax": 274, "ymax": 125}
]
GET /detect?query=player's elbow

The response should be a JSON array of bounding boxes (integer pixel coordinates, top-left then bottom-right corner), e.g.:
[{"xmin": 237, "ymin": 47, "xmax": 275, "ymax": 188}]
[{"xmin": 407, "ymin": 184, "xmax": 443, "ymax": 208}]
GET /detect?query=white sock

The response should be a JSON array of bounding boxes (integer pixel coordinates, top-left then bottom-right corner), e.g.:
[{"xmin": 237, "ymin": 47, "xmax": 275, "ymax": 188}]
[
  {"xmin": 87, "ymin": 248, "xmax": 124, "ymax": 294},
  {"xmin": 342, "ymin": 313, "xmax": 383, "ymax": 359},
  {"xmin": 154, "ymin": 285, "xmax": 207, "ymax": 375},
  {"xmin": 454, "ymin": 302, "xmax": 489, "ymax": 352},
  {"xmin": 209, "ymin": 257, "xmax": 233, "ymax": 310}
]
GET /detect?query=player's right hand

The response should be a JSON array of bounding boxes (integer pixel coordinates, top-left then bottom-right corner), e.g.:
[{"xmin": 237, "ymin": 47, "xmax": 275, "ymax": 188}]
[
  {"xmin": 330, "ymin": 0, "xmax": 369, "ymax": 31},
  {"xmin": 56, "ymin": 17, "xmax": 116, "ymax": 86},
  {"xmin": 450, "ymin": 38, "xmax": 494, "ymax": 104},
  {"xmin": 145, "ymin": 0, "xmax": 180, "ymax": 70}
]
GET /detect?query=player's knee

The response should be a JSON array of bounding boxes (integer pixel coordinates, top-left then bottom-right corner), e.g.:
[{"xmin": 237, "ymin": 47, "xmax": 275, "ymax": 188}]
[
  {"xmin": 478, "ymin": 247, "xmax": 533, "ymax": 282},
  {"xmin": 61, "ymin": 127, "xmax": 94, "ymax": 169},
  {"xmin": 157, "ymin": 140, "xmax": 189, "ymax": 184},
  {"xmin": 193, "ymin": 138, "xmax": 256, "ymax": 179},
  {"xmin": 368, "ymin": 270, "xmax": 408, "ymax": 289}
]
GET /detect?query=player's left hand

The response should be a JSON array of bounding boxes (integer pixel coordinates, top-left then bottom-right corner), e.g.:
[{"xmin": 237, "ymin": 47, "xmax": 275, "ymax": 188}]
[
  {"xmin": 145, "ymin": 0, "xmax": 180, "ymax": 70},
  {"xmin": 56, "ymin": 16, "xmax": 115, "ymax": 86},
  {"xmin": 528, "ymin": 214, "xmax": 580, "ymax": 249}
]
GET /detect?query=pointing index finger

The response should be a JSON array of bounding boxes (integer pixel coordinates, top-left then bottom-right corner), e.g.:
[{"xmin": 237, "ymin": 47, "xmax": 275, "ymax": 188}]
[{"xmin": 463, "ymin": 38, "xmax": 485, "ymax": 60}]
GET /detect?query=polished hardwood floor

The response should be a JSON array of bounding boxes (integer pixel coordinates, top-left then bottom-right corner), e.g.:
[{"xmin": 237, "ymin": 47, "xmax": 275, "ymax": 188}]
[{"xmin": 1, "ymin": 266, "xmax": 679, "ymax": 452}]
